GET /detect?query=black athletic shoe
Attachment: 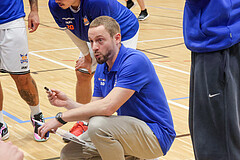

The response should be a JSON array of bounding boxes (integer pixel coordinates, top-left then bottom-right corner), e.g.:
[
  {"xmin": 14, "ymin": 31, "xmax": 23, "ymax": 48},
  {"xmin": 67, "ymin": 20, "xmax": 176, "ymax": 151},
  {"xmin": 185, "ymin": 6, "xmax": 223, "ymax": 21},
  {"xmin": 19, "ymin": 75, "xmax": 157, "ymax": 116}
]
[
  {"xmin": 138, "ymin": 9, "xmax": 149, "ymax": 21},
  {"xmin": 126, "ymin": 0, "xmax": 135, "ymax": 9},
  {"xmin": 31, "ymin": 112, "xmax": 50, "ymax": 142}
]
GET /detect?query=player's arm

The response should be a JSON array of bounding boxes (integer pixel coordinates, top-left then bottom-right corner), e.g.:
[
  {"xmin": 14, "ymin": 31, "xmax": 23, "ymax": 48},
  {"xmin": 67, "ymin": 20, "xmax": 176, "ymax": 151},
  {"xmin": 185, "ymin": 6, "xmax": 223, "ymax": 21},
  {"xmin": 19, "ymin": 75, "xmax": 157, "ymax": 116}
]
[
  {"xmin": 65, "ymin": 29, "xmax": 92, "ymax": 73},
  {"xmin": 65, "ymin": 29, "xmax": 89, "ymax": 56},
  {"xmin": 28, "ymin": 0, "xmax": 39, "ymax": 33}
]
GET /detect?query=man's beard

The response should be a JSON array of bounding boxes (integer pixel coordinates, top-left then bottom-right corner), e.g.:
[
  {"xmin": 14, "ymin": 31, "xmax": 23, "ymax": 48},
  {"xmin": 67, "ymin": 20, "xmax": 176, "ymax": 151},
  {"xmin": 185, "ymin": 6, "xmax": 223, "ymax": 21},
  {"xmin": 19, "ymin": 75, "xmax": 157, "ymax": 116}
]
[{"xmin": 95, "ymin": 51, "xmax": 111, "ymax": 64}]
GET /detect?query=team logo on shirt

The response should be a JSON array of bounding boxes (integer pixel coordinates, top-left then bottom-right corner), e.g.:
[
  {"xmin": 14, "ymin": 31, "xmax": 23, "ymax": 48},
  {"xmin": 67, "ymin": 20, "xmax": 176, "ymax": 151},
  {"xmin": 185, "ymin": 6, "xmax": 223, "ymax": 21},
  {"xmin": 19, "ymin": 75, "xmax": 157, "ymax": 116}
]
[
  {"xmin": 62, "ymin": 18, "xmax": 75, "ymax": 30},
  {"xmin": 98, "ymin": 78, "xmax": 106, "ymax": 86},
  {"xmin": 114, "ymin": 74, "xmax": 117, "ymax": 87},
  {"xmin": 83, "ymin": 16, "xmax": 90, "ymax": 26},
  {"xmin": 20, "ymin": 54, "xmax": 28, "ymax": 64}
]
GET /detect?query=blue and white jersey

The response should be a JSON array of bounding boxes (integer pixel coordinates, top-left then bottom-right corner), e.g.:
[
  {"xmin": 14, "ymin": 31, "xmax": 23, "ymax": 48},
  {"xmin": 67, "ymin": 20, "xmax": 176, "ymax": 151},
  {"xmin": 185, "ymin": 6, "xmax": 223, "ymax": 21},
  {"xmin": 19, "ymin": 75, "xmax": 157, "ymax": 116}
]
[
  {"xmin": 93, "ymin": 45, "xmax": 176, "ymax": 155},
  {"xmin": 0, "ymin": 0, "xmax": 25, "ymax": 24},
  {"xmin": 49, "ymin": 0, "xmax": 139, "ymax": 42}
]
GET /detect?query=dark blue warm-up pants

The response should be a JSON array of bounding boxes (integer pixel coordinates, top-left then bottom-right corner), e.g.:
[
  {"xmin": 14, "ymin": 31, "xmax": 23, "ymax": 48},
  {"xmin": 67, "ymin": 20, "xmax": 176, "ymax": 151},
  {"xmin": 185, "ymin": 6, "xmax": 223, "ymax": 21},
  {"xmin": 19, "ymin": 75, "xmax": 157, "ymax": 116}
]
[{"xmin": 189, "ymin": 42, "xmax": 240, "ymax": 160}]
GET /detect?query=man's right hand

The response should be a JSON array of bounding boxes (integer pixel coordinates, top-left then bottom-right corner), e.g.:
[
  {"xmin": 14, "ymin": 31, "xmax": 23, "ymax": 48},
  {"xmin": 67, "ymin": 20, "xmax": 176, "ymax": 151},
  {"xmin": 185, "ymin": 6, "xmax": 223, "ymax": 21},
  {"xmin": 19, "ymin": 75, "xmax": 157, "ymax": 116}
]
[{"xmin": 47, "ymin": 89, "xmax": 69, "ymax": 107}]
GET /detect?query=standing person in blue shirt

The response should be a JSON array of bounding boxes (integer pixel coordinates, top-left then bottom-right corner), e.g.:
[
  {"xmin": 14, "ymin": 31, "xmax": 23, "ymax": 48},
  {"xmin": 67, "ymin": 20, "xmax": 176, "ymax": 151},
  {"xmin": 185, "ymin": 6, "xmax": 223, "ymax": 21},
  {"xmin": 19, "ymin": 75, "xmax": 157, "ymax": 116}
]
[
  {"xmin": 183, "ymin": 1, "xmax": 240, "ymax": 159},
  {"xmin": 38, "ymin": 16, "xmax": 175, "ymax": 160},
  {"xmin": 0, "ymin": 0, "xmax": 49, "ymax": 142},
  {"xmin": 49, "ymin": 0, "xmax": 139, "ymax": 137}
]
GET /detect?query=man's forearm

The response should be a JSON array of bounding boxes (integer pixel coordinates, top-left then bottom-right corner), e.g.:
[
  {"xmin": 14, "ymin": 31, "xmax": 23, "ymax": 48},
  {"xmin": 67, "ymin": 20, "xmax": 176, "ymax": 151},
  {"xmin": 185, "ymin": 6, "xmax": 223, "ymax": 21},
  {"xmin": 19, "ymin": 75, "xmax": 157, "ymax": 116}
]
[
  {"xmin": 29, "ymin": 0, "xmax": 38, "ymax": 12},
  {"xmin": 62, "ymin": 98, "xmax": 111, "ymax": 122},
  {"xmin": 65, "ymin": 98, "xmax": 83, "ymax": 110},
  {"xmin": 62, "ymin": 87, "xmax": 135, "ymax": 122}
]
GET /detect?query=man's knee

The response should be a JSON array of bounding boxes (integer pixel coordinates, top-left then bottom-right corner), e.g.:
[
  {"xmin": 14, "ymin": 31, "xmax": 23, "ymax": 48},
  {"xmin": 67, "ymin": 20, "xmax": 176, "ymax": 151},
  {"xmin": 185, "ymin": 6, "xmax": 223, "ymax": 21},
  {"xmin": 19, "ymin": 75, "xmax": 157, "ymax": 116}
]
[
  {"xmin": 88, "ymin": 116, "xmax": 111, "ymax": 139},
  {"xmin": 11, "ymin": 73, "xmax": 31, "ymax": 84}
]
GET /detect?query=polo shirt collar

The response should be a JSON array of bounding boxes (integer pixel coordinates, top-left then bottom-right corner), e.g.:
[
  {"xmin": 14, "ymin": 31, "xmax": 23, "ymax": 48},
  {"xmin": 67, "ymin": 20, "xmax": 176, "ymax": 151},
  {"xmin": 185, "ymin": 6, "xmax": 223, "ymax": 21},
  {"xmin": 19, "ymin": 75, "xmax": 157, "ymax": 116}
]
[
  {"xmin": 110, "ymin": 44, "xmax": 126, "ymax": 71},
  {"xmin": 103, "ymin": 44, "xmax": 126, "ymax": 74}
]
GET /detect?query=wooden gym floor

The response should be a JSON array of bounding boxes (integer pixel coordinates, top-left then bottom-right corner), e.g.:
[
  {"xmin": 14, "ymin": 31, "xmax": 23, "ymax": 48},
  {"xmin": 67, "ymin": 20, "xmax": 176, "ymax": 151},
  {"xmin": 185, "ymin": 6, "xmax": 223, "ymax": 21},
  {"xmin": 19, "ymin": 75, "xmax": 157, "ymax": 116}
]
[{"xmin": 1, "ymin": 0, "xmax": 194, "ymax": 159}]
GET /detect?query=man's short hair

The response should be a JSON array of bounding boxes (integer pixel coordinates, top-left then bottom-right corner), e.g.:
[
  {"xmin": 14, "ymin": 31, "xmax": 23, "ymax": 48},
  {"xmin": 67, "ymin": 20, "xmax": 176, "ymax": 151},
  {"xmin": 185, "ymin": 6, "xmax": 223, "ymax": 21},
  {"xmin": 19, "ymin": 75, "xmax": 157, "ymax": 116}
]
[{"xmin": 89, "ymin": 16, "xmax": 121, "ymax": 37}]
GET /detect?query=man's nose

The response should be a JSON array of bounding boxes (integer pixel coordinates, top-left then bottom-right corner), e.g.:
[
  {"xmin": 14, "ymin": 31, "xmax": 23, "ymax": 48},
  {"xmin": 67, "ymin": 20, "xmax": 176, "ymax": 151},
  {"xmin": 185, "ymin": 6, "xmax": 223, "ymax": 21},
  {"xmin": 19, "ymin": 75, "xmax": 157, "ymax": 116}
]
[{"xmin": 92, "ymin": 42, "xmax": 99, "ymax": 52}]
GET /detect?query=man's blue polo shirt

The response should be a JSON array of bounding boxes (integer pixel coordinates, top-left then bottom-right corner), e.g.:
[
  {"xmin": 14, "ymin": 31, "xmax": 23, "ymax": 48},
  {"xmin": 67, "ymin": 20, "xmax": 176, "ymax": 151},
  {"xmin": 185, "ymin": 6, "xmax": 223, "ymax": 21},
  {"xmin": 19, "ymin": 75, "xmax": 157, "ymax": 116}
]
[{"xmin": 93, "ymin": 45, "xmax": 176, "ymax": 155}]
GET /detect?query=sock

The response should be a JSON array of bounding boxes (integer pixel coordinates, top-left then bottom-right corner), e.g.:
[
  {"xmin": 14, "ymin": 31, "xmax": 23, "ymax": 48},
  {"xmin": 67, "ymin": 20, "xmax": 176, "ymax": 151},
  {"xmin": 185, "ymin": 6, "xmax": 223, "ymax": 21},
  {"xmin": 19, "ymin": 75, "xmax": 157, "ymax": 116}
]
[
  {"xmin": 0, "ymin": 111, "xmax": 4, "ymax": 123},
  {"xmin": 30, "ymin": 104, "xmax": 41, "ymax": 117}
]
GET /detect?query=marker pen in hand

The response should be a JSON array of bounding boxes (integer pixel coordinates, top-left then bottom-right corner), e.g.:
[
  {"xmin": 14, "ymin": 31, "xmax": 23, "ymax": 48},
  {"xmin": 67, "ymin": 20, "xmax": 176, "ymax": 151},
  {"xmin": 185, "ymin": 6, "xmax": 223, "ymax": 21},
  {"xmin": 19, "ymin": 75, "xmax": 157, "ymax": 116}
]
[{"xmin": 44, "ymin": 87, "xmax": 52, "ymax": 94}]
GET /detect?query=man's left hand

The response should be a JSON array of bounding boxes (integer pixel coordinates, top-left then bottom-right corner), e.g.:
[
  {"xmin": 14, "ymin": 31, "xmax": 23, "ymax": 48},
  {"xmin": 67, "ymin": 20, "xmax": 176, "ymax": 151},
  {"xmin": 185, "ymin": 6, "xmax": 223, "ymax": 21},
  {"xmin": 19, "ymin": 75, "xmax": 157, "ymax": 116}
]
[{"xmin": 38, "ymin": 118, "xmax": 63, "ymax": 139}]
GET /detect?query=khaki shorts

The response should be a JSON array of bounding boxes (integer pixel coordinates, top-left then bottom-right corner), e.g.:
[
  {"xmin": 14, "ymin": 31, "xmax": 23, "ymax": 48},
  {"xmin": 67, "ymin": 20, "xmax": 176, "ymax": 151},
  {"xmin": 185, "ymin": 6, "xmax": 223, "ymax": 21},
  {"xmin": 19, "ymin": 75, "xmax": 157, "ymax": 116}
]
[{"xmin": 0, "ymin": 18, "xmax": 29, "ymax": 74}]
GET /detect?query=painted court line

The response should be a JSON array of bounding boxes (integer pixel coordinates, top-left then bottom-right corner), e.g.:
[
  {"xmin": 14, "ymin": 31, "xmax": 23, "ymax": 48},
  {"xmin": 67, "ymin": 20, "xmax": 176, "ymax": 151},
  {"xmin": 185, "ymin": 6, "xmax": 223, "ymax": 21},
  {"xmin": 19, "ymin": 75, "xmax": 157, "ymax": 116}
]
[
  {"xmin": 171, "ymin": 97, "xmax": 189, "ymax": 101},
  {"xmin": 30, "ymin": 52, "xmax": 75, "ymax": 70},
  {"xmin": 147, "ymin": 5, "xmax": 183, "ymax": 12},
  {"xmin": 152, "ymin": 62, "xmax": 190, "ymax": 75},
  {"xmin": 119, "ymin": 1, "xmax": 183, "ymax": 12},
  {"xmin": 31, "ymin": 47, "xmax": 78, "ymax": 53},
  {"xmin": 168, "ymin": 100, "xmax": 189, "ymax": 110},
  {"xmin": 3, "ymin": 110, "xmax": 54, "ymax": 123},
  {"xmin": 138, "ymin": 37, "xmax": 183, "ymax": 43}
]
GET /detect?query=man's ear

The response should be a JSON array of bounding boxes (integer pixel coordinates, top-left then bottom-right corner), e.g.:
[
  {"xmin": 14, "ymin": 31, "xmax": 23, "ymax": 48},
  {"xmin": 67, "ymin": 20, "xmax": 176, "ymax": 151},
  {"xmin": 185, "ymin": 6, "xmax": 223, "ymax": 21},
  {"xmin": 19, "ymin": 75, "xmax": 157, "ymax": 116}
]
[{"xmin": 114, "ymin": 33, "xmax": 121, "ymax": 44}]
